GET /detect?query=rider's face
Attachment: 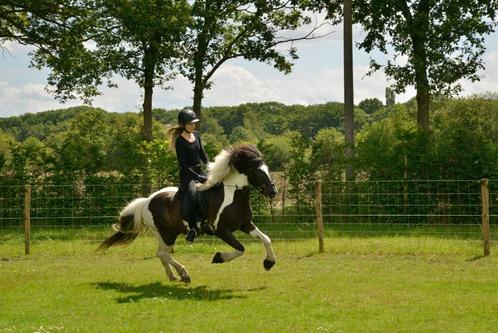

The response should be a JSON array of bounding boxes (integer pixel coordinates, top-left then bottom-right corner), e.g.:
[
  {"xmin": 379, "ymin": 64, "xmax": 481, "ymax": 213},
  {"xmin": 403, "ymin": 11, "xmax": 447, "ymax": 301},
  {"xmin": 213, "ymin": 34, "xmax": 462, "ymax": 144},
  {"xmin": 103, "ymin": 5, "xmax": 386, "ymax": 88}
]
[{"xmin": 185, "ymin": 122, "xmax": 196, "ymax": 133}]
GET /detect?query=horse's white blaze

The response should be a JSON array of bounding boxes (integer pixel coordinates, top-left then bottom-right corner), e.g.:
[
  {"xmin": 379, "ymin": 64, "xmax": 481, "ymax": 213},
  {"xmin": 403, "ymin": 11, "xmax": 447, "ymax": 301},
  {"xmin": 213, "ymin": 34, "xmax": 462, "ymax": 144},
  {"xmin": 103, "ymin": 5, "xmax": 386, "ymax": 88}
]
[
  {"xmin": 260, "ymin": 163, "xmax": 270, "ymax": 177},
  {"xmin": 213, "ymin": 171, "xmax": 249, "ymax": 229},
  {"xmin": 250, "ymin": 226, "xmax": 276, "ymax": 262}
]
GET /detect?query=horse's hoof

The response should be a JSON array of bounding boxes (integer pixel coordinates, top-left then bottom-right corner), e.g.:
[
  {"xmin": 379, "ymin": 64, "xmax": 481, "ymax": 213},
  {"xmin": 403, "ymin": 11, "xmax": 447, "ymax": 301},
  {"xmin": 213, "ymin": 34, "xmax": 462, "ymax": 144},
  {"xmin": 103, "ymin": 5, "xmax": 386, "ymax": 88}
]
[
  {"xmin": 263, "ymin": 259, "xmax": 275, "ymax": 271},
  {"xmin": 181, "ymin": 275, "xmax": 191, "ymax": 284},
  {"xmin": 212, "ymin": 252, "xmax": 224, "ymax": 264}
]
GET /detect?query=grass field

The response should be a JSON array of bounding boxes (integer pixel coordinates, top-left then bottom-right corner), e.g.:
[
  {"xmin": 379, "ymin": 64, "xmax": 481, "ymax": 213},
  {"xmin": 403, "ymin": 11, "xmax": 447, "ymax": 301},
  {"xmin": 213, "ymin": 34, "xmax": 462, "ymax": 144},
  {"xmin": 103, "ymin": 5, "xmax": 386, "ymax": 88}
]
[{"xmin": 1, "ymin": 232, "xmax": 498, "ymax": 333}]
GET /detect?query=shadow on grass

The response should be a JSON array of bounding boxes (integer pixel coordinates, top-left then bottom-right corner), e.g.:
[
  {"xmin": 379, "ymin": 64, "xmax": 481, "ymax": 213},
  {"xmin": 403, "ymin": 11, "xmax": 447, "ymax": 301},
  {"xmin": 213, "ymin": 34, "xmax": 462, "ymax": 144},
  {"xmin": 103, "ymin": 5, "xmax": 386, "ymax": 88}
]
[
  {"xmin": 296, "ymin": 252, "xmax": 320, "ymax": 259},
  {"xmin": 94, "ymin": 282, "xmax": 265, "ymax": 303},
  {"xmin": 466, "ymin": 254, "xmax": 488, "ymax": 262}
]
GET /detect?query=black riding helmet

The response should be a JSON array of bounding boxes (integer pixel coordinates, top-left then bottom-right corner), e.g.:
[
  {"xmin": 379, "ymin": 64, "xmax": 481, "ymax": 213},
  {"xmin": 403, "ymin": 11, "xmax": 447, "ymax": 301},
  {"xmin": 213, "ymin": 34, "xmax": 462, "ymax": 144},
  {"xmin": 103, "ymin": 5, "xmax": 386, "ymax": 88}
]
[{"xmin": 178, "ymin": 107, "xmax": 199, "ymax": 125}]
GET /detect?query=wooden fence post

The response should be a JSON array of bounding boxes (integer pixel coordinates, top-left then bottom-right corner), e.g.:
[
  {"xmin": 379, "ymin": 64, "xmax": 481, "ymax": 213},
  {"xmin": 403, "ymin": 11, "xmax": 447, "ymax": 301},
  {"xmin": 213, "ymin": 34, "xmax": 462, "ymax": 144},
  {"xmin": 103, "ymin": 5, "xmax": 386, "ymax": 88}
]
[
  {"xmin": 481, "ymin": 179, "xmax": 491, "ymax": 256},
  {"xmin": 24, "ymin": 185, "xmax": 32, "ymax": 255},
  {"xmin": 315, "ymin": 180, "xmax": 324, "ymax": 253}
]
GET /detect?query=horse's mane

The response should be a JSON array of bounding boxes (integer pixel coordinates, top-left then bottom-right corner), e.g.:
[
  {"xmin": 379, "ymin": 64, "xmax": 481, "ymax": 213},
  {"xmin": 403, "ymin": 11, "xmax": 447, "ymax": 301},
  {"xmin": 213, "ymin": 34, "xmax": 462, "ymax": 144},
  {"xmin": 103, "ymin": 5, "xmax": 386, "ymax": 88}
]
[{"xmin": 197, "ymin": 144, "xmax": 263, "ymax": 191}]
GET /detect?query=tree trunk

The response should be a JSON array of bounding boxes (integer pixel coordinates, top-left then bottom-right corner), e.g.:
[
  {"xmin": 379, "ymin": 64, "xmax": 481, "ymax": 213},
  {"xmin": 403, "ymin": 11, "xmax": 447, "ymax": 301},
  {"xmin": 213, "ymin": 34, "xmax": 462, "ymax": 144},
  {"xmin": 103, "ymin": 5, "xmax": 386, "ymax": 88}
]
[
  {"xmin": 141, "ymin": 73, "xmax": 153, "ymax": 196},
  {"xmin": 411, "ymin": 0, "xmax": 431, "ymax": 131},
  {"xmin": 415, "ymin": 80, "xmax": 430, "ymax": 130},
  {"xmin": 192, "ymin": 24, "xmax": 209, "ymax": 131},
  {"xmin": 142, "ymin": 69, "xmax": 154, "ymax": 142},
  {"xmin": 141, "ymin": 55, "xmax": 155, "ymax": 196},
  {"xmin": 412, "ymin": 31, "xmax": 430, "ymax": 131},
  {"xmin": 192, "ymin": 71, "xmax": 204, "ymax": 127},
  {"xmin": 343, "ymin": 0, "xmax": 355, "ymax": 181}
]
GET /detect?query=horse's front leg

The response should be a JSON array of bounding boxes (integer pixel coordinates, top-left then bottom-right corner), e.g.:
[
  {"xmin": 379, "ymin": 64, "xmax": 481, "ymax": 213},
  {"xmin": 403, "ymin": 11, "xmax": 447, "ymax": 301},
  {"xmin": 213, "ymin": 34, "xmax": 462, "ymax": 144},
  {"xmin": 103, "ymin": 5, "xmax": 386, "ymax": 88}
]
[
  {"xmin": 246, "ymin": 224, "xmax": 276, "ymax": 271},
  {"xmin": 211, "ymin": 229, "xmax": 245, "ymax": 264}
]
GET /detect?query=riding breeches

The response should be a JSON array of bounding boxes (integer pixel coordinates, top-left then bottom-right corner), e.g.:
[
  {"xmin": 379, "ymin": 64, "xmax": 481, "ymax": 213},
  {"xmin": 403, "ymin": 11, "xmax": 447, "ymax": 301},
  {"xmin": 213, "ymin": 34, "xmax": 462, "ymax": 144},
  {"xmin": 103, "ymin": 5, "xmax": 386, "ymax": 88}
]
[{"xmin": 180, "ymin": 179, "xmax": 199, "ymax": 228}]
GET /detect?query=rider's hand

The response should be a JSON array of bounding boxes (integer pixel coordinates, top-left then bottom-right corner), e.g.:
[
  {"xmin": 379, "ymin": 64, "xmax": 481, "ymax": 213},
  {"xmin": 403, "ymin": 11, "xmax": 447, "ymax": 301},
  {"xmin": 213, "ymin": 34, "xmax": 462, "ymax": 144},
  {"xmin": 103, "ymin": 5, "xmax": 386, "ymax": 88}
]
[{"xmin": 199, "ymin": 175, "xmax": 208, "ymax": 183}]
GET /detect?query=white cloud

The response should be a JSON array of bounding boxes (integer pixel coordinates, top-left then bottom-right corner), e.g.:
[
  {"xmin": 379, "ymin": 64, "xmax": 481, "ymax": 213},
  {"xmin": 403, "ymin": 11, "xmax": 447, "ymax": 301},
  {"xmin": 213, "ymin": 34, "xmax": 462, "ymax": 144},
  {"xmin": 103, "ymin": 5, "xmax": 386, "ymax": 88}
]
[
  {"xmin": 1, "ymin": 41, "xmax": 33, "ymax": 55},
  {"xmin": 0, "ymin": 81, "xmax": 80, "ymax": 117},
  {"xmin": 459, "ymin": 50, "xmax": 498, "ymax": 96},
  {"xmin": 0, "ymin": 63, "xmax": 416, "ymax": 118},
  {"xmin": 2, "ymin": 33, "xmax": 498, "ymax": 118},
  {"xmin": 204, "ymin": 63, "xmax": 414, "ymax": 107}
]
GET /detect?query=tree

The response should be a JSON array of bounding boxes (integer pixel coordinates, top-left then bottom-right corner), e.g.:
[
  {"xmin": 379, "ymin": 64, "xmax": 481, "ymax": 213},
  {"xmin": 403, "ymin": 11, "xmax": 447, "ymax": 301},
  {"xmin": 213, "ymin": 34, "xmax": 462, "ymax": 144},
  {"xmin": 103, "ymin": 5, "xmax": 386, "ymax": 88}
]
[
  {"xmin": 56, "ymin": 108, "xmax": 109, "ymax": 176},
  {"xmin": 31, "ymin": 0, "xmax": 191, "ymax": 142},
  {"xmin": 346, "ymin": 0, "xmax": 498, "ymax": 131},
  {"xmin": 358, "ymin": 97, "xmax": 383, "ymax": 114},
  {"xmin": 343, "ymin": 0, "xmax": 354, "ymax": 180},
  {"xmin": 311, "ymin": 127, "xmax": 345, "ymax": 180},
  {"xmin": 0, "ymin": 0, "xmax": 86, "ymax": 51},
  {"xmin": 385, "ymin": 87, "xmax": 396, "ymax": 107},
  {"xmin": 184, "ymin": 0, "xmax": 325, "ymax": 122}
]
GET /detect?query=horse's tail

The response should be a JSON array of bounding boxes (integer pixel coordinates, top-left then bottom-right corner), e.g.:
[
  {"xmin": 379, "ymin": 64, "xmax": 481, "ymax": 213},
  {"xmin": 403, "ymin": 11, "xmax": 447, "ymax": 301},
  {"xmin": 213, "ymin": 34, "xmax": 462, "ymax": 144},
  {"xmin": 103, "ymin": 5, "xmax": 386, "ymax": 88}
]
[{"xmin": 97, "ymin": 197, "xmax": 149, "ymax": 252}]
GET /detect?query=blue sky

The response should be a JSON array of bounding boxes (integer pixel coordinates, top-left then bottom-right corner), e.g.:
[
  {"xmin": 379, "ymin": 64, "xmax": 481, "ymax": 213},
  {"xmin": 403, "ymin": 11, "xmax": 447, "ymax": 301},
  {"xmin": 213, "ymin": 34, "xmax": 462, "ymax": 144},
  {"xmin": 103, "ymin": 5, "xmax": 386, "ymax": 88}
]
[{"xmin": 1, "ymin": 23, "xmax": 497, "ymax": 118}]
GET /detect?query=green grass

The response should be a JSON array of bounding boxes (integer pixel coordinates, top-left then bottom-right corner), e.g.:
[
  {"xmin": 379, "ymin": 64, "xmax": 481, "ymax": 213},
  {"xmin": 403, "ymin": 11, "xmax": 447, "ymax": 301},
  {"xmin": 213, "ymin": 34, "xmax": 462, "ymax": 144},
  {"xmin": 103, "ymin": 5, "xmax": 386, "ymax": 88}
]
[{"xmin": 1, "ymin": 233, "xmax": 498, "ymax": 333}]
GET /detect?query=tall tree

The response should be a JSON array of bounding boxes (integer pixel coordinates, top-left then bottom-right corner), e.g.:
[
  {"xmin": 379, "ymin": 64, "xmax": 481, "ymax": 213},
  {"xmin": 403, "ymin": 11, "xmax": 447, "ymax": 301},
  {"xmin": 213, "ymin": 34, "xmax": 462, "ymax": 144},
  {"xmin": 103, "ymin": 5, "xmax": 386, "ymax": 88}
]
[
  {"xmin": 30, "ymin": 0, "xmax": 190, "ymax": 142},
  {"xmin": 0, "ymin": 0, "xmax": 85, "ymax": 51},
  {"xmin": 343, "ymin": 0, "xmax": 354, "ymax": 180},
  {"xmin": 184, "ymin": 0, "xmax": 325, "ymax": 123},
  {"xmin": 385, "ymin": 87, "xmax": 396, "ymax": 107},
  {"xmin": 345, "ymin": 0, "xmax": 497, "ymax": 131}
]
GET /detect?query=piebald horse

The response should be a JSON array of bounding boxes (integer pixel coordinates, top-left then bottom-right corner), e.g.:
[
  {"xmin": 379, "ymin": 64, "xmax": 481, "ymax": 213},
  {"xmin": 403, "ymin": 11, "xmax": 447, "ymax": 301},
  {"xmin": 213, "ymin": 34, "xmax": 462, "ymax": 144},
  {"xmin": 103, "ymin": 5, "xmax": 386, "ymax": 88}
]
[{"xmin": 98, "ymin": 144, "xmax": 277, "ymax": 283}]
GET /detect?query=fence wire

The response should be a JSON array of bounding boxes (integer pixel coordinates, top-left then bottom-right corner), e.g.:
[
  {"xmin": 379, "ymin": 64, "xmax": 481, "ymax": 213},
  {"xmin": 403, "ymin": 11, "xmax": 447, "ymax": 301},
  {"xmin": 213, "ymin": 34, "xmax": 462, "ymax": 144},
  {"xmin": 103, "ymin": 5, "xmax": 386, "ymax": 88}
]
[{"xmin": 0, "ymin": 179, "xmax": 496, "ymax": 246}]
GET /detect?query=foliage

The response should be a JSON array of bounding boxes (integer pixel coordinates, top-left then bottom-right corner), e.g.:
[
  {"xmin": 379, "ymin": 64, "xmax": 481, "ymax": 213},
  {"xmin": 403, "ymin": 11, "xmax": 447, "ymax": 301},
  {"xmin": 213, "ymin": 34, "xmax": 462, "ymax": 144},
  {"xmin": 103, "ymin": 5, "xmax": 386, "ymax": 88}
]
[
  {"xmin": 257, "ymin": 134, "xmax": 293, "ymax": 171},
  {"xmin": 30, "ymin": 0, "xmax": 190, "ymax": 102},
  {"xmin": 286, "ymin": 132, "xmax": 316, "ymax": 211},
  {"xmin": 184, "ymin": 0, "xmax": 318, "ymax": 117},
  {"xmin": 311, "ymin": 127, "xmax": 345, "ymax": 180},
  {"xmin": 319, "ymin": 0, "xmax": 498, "ymax": 129},
  {"xmin": 356, "ymin": 106, "xmax": 418, "ymax": 179},
  {"xmin": 431, "ymin": 97, "xmax": 498, "ymax": 179},
  {"xmin": 0, "ymin": 0, "xmax": 87, "ymax": 50},
  {"xmin": 358, "ymin": 97, "xmax": 383, "ymax": 115},
  {"xmin": 2, "ymin": 98, "xmax": 498, "ymax": 184},
  {"xmin": 142, "ymin": 139, "xmax": 178, "ymax": 187}
]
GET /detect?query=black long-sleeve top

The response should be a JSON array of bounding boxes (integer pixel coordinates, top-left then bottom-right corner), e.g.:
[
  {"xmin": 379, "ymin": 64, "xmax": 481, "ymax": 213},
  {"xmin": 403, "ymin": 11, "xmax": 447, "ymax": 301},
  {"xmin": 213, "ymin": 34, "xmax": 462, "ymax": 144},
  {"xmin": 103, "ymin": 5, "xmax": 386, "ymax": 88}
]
[{"xmin": 175, "ymin": 131, "xmax": 209, "ymax": 183}]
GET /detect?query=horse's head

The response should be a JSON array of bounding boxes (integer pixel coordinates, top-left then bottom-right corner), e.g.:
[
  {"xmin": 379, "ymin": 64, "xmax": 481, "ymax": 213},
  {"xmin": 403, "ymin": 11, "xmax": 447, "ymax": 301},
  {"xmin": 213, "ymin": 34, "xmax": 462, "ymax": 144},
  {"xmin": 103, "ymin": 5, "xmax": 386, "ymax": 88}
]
[{"xmin": 229, "ymin": 145, "xmax": 277, "ymax": 199}]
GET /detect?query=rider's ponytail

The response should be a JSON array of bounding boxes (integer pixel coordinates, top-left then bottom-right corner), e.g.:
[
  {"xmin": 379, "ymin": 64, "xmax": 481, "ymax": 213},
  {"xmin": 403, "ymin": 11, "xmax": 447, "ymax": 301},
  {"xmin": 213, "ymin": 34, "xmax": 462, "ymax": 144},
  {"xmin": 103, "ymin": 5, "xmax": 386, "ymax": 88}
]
[{"xmin": 167, "ymin": 126, "xmax": 183, "ymax": 152}]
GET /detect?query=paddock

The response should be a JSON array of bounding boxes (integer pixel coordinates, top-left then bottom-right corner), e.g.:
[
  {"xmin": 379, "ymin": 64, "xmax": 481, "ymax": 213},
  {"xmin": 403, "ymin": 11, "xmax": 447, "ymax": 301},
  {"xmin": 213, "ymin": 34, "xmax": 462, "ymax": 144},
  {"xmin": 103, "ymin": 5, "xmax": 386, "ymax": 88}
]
[
  {"xmin": 1, "ymin": 179, "xmax": 498, "ymax": 332},
  {"xmin": 2, "ymin": 235, "xmax": 498, "ymax": 332}
]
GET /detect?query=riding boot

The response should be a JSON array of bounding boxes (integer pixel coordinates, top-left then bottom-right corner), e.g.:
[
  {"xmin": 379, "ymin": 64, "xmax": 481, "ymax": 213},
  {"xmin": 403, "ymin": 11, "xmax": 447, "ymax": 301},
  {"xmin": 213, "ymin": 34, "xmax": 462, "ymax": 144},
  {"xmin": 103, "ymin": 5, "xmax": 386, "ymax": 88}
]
[
  {"xmin": 185, "ymin": 219, "xmax": 198, "ymax": 242},
  {"xmin": 185, "ymin": 228, "xmax": 197, "ymax": 242}
]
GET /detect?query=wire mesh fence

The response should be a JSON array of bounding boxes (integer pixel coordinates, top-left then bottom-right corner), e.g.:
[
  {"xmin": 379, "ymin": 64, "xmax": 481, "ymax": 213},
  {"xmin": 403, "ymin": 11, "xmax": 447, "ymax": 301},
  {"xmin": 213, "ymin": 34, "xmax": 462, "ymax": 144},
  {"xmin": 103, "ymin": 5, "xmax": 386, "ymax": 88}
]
[
  {"xmin": 321, "ymin": 180, "xmax": 485, "ymax": 236},
  {"xmin": 0, "ymin": 179, "xmax": 496, "ymax": 254}
]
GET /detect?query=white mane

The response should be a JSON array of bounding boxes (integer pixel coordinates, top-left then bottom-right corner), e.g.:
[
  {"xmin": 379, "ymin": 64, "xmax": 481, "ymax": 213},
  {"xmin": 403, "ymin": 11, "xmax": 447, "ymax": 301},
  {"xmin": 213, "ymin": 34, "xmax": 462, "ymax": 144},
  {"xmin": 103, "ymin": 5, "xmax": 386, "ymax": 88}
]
[{"xmin": 197, "ymin": 149, "xmax": 234, "ymax": 191}]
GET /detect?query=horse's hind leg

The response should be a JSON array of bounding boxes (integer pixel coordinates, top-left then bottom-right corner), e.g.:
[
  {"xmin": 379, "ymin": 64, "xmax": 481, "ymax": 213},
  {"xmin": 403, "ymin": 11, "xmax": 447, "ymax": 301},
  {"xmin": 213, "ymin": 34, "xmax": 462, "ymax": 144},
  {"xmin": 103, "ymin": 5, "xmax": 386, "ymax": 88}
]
[
  {"xmin": 156, "ymin": 242, "xmax": 180, "ymax": 282},
  {"xmin": 212, "ymin": 230, "xmax": 245, "ymax": 264},
  {"xmin": 154, "ymin": 231, "xmax": 191, "ymax": 283},
  {"xmin": 244, "ymin": 223, "xmax": 276, "ymax": 271}
]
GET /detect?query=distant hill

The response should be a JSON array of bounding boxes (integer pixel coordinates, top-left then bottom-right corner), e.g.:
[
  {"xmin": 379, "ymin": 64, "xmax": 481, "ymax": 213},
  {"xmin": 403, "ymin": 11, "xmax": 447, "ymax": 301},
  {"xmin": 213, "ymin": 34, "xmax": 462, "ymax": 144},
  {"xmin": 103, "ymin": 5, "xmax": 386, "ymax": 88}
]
[{"xmin": 0, "ymin": 101, "xmax": 358, "ymax": 142}]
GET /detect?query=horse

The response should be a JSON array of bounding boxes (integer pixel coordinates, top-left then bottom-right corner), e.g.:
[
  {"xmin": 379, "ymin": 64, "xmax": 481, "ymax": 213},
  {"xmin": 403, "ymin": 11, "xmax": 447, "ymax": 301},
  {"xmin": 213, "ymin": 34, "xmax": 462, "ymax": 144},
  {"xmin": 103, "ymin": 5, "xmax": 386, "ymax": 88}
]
[{"xmin": 97, "ymin": 144, "xmax": 277, "ymax": 283}]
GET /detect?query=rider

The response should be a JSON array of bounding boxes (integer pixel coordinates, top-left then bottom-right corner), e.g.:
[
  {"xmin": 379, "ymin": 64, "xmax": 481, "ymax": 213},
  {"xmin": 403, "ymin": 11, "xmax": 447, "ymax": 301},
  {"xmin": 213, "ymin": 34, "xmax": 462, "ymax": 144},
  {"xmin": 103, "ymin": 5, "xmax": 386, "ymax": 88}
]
[{"xmin": 167, "ymin": 107, "xmax": 209, "ymax": 242}]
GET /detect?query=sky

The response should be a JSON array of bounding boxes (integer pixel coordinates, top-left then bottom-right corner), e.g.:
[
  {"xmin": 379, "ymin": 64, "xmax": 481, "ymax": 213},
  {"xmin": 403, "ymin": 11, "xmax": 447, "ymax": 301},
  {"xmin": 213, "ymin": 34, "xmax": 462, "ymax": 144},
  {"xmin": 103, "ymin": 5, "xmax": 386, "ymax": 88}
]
[{"xmin": 1, "ymin": 21, "xmax": 498, "ymax": 118}]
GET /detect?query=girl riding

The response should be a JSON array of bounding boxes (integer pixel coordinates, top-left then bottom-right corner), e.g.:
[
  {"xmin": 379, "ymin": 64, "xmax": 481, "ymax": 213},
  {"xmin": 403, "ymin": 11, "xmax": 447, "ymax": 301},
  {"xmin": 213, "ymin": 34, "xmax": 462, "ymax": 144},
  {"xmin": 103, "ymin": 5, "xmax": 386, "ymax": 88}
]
[{"xmin": 167, "ymin": 107, "xmax": 209, "ymax": 242}]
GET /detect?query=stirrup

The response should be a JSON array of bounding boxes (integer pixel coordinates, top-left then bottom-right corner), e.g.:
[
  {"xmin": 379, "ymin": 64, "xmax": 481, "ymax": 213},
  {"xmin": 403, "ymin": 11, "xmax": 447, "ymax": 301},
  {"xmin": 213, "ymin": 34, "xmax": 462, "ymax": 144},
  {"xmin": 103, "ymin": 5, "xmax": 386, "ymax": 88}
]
[
  {"xmin": 185, "ymin": 229, "xmax": 197, "ymax": 243},
  {"xmin": 200, "ymin": 222, "xmax": 215, "ymax": 235}
]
